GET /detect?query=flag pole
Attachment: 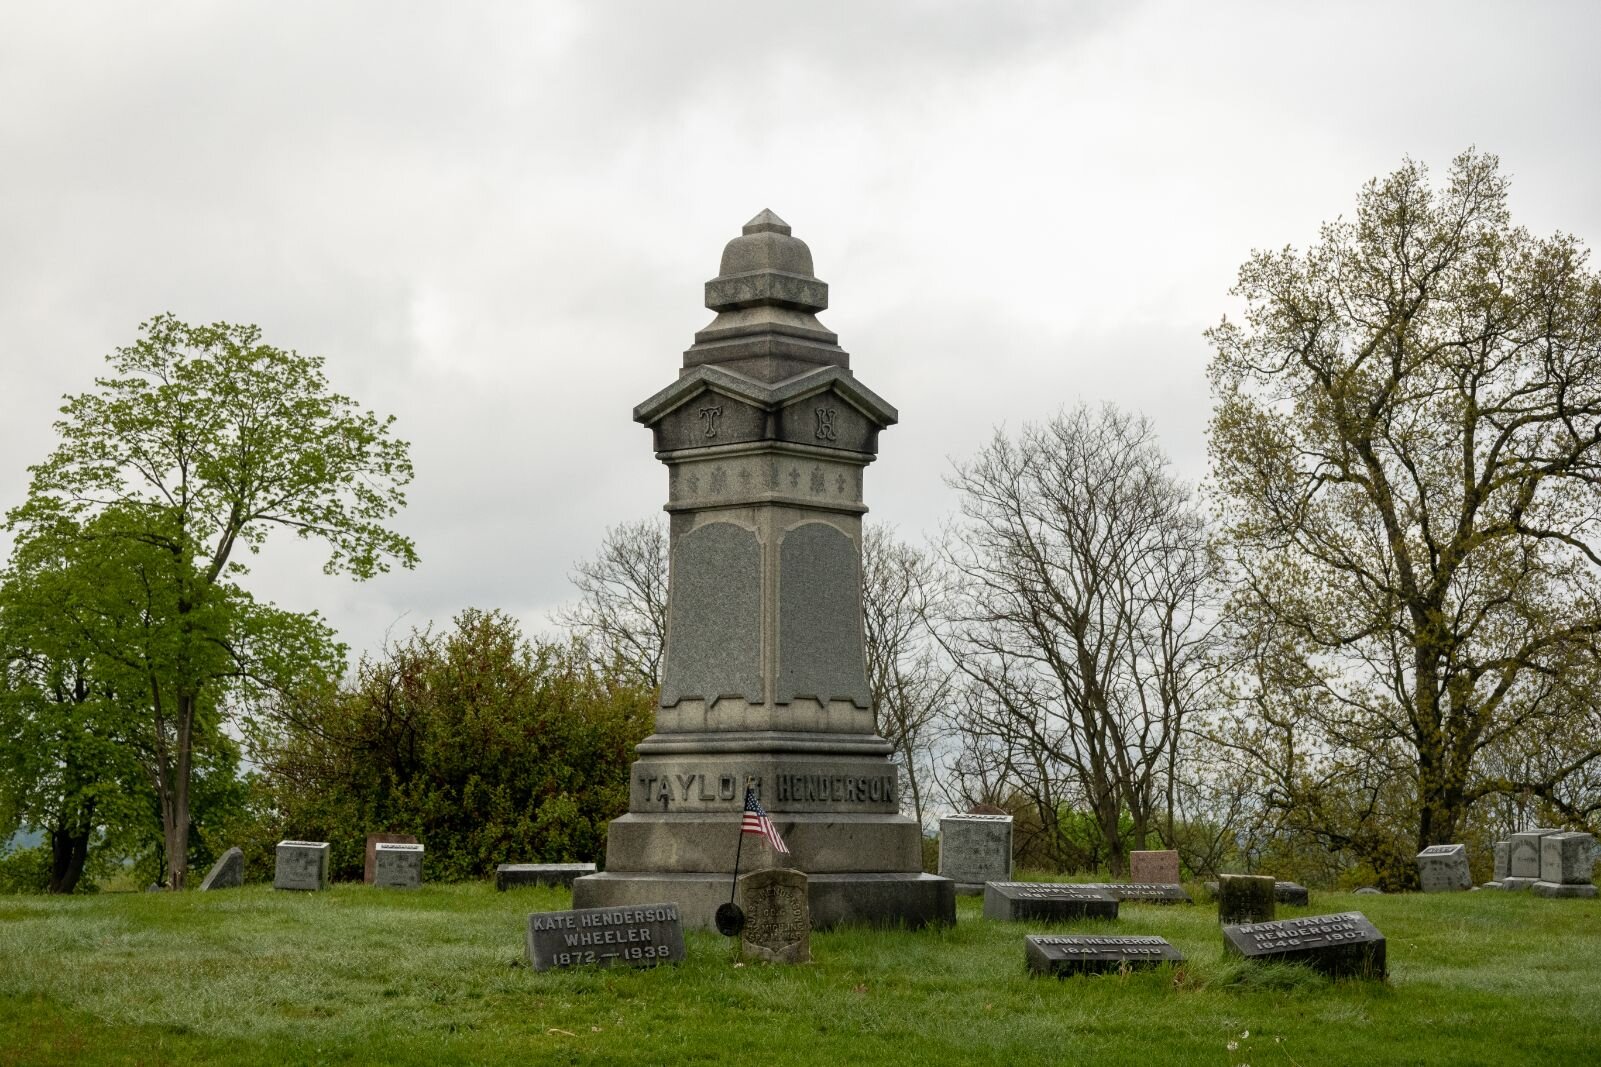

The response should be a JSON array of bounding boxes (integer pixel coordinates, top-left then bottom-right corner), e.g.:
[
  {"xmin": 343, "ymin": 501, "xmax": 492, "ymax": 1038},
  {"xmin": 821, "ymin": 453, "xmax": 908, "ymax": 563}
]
[{"xmin": 729, "ymin": 778, "xmax": 750, "ymax": 903}]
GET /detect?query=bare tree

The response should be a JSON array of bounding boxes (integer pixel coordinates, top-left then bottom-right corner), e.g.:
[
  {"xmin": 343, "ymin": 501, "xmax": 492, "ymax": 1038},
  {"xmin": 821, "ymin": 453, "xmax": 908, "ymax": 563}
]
[
  {"xmin": 557, "ymin": 519, "xmax": 670, "ymax": 689},
  {"xmin": 936, "ymin": 404, "xmax": 1219, "ymax": 876},
  {"xmin": 861, "ymin": 524, "xmax": 953, "ymax": 829}
]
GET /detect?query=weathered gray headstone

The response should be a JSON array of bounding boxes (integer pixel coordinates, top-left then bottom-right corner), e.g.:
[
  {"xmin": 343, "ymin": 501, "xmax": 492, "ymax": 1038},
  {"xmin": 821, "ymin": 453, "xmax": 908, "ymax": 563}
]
[
  {"xmin": 1540, "ymin": 832, "xmax": 1595, "ymax": 885},
  {"xmin": 572, "ymin": 213, "xmax": 954, "ymax": 930},
  {"xmin": 363, "ymin": 833, "xmax": 418, "ymax": 884},
  {"xmin": 738, "ymin": 867, "xmax": 812, "ymax": 963},
  {"xmin": 1493, "ymin": 841, "xmax": 1510, "ymax": 881},
  {"xmin": 1354, "ymin": 887, "xmax": 1383, "ymax": 895},
  {"xmin": 273, "ymin": 840, "xmax": 329, "ymax": 891},
  {"xmin": 1274, "ymin": 881, "xmax": 1310, "ymax": 906},
  {"xmin": 372, "ymin": 842, "xmax": 423, "ymax": 888},
  {"xmin": 1223, "ymin": 911, "xmax": 1386, "ymax": 979},
  {"xmin": 1416, "ymin": 844, "xmax": 1471, "ymax": 892},
  {"xmin": 1217, "ymin": 874, "xmax": 1276, "ymax": 925},
  {"xmin": 1507, "ymin": 829, "xmax": 1554, "ymax": 878},
  {"xmin": 496, "ymin": 863, "xmax": 597, "ymax": 890},
  {"xmin": 1026, "ymin": 935, "xmax": 1184, "ymax": 976},
  {"xmin": 1127, "ymin": 850, "xmax": 1181, "ymax": 885},
  {"xmin": 939, "ymin": 815, "xmax": 1013, "ymax": 893},
  {"xmin": 983, "ymin": 882, "xmax": 1119, "ymax": 922},
  {"xmin": 198, "ymin": 847, "xmax": 243, "ymax": 891},
  {"xmin": 525, "ymin": 904, "xmax": 686, "ymax": 972}
]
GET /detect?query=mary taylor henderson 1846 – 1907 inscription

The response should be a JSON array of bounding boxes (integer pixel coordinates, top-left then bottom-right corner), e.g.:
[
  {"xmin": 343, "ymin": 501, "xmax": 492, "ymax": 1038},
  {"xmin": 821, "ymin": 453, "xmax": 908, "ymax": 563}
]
[
  {"xmin": 525, "ymin": 904, "xmax": 687, "ymax": 972},
  {"xmin": 1222, "ymin": 911, "xmax": 1386, "ymax": 979}
]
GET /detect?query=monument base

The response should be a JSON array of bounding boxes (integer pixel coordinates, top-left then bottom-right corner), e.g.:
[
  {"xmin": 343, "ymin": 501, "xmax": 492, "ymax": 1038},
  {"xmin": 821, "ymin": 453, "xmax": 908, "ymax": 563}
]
[
  {"xmin": 572, "ymin": 871, "xmax": 955, "ymax": 931},
  {"xmin": 1531, "ymin": 881, "xmax": 1598, "ymax": 898}
]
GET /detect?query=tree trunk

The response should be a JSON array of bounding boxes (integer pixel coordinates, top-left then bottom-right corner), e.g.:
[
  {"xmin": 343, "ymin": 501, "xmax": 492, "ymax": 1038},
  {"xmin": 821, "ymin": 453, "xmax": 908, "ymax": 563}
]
[
  {"xmin": 167, "ymin": 691, "xmax": 196, "ymax": 890},
  {"xmin": 47, "ymin": 820, "xmax": 91, "ymax": 894}
]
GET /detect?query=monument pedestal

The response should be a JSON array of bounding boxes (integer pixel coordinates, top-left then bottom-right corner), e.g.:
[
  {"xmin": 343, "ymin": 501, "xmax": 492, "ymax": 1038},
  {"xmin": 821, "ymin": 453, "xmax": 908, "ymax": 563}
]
[{"xmin": 573, "ymin": 211, "xmax": 953, "ymax": 930}]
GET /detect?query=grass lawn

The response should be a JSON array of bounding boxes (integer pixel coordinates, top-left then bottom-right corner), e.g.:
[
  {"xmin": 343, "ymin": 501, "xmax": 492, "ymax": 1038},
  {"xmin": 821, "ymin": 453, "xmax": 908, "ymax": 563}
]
[{"xmin": 1, "ymin": 878, "xmax": 1596, "ymax": 1065}]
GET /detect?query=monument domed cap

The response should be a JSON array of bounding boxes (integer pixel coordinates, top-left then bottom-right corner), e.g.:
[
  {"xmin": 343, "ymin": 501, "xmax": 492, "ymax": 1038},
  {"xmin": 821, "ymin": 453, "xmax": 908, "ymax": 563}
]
[{"xmin": 709, "ymin": 210, "xmax": 825, "ymax": 311}]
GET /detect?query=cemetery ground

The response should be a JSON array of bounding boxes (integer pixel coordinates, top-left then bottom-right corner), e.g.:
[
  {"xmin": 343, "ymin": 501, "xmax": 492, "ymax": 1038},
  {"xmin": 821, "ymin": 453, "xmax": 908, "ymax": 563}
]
[{"xmin": 2, "ymin": 882, "xmax": 1598, "ymax": 1066}]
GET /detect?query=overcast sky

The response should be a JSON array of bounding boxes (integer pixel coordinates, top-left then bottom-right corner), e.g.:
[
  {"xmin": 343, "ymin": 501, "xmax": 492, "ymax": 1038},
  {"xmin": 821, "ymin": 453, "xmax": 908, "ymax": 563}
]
[{"xmin": 3, "ymin": 1, "xmax": 1599, "ymax": 664}]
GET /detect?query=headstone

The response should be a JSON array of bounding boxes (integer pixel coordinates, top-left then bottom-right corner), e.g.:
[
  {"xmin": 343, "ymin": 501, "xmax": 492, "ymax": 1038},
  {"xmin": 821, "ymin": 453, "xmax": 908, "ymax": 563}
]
[
  {"xmin": 1507, "ymin": 829, "xmax": 1554, "ymax": 878},
  {"xmin": 983, "ymin": 882, "xmax": 1119, "ymax": 922},
  {"xmin": 363, "ymin": 833, "xmax": 418, "ymax": 884},
  {"xmin": 525, "ymin": 903, "xmax": 686, "ymax": 972},
  {"xmin": 372, "ymin": 842, "xmax": 423, "ymax": 888},
  {"xmin": 1539, "ymin": 832, "xmax": 1595, "ymax": 884},
  {"xmin": 1354, "ymin": 887, "xmax": 1382, "ymax": 895},
  {"xmin": 939, "ymin": 815, "xmax": 1013, "ymax": 893},
  {"xmin": 1128, "ymin": 850, "xmax": 1181, "ymax": 885},
  {"xmin": 497, "ymin": 862, "xmax": 598, "ymax": 890},
  {"xmin": 1533, "ymin": 831, "xmax": 1597, "ymax": 897},
  {"xmin": 572, "ymin": 212, "xmax": 954, "ymax": 930},
  {"xmin": 1416, "ymin": 843, "xmax": 1471, "ymax": 892},
  {"xmin": 1493, "ymin": 841, "xmax": 1510, "ymax": 881},
  {"xmin": 1274, "ymin": 881, "xmax": 1310, "ymax": 906},
  {"xmin": 1104, "ymin": 883, "xmax": 1193, "ymax": 905},
  {"xmin": 274, "ymin": 840, "xmax": 329, "ymax": 891},
  {"xmin": 1217, "ymin": 874, "xmax": 1276, "ymax": 925},
  {"xmin": 1223, "ymin": 911, "xmax": 1386, "ymax": 979},
  {"xmin": 1026, "ymin": 935, "xmax": 1184, "ymax": 976},
  {"xmin": 738, "ymin": 867, "xmax": 812, "ymax": 963},
  {"xmin": 198, "ymin": 847, "xmax": 243, "ymax": 891}
]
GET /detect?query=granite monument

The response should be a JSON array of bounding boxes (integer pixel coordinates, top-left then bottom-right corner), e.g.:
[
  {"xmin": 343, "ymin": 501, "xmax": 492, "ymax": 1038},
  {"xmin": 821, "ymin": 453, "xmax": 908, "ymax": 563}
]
[{"xmin": 571, "ymin": 212, "xmax": 953, "ymax": 930}]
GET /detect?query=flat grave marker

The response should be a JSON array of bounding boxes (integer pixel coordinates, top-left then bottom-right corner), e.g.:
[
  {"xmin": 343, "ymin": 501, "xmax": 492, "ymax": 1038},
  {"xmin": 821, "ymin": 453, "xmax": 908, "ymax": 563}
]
[
  {"xmin": 497, "ymin": 863, "xmax": 597, "ymax": 891},
  {"xmin": 983, "ymin": 882, "xmax": 1119, "ymax": 922},
  {"xmin": 1026, "ymin": 935, "xmax": 1184, "ymax": 976},
  {"xmin": 1223, "ymin": 911, "xmax": 1386, "ymax": 979},
  {"xmin": 525, "ymin": 904, "xmax": 686, "ymax": 972}
]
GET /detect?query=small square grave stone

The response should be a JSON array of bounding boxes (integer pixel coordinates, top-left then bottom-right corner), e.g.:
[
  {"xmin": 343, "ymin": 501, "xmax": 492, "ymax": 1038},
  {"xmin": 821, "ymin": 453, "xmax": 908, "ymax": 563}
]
[
  {"xmin": 363, "ymin": 833, "xmax": 418, "ymax": 884},
  {"xmin": 983, "ymin": 882, "xmax": 1119, "ymax": 922},
  {"xmin": 1217, "ymin": 874, "xmax": 1275, "ymax": 925},
  {"xmin": 1026, "ymin": 934, "xmax": 1184, "ymax": 976},
  {"xmin": 939, "ymin": 815, "xmax": 1012, "ymax": 893},
  {"xmin": 496, "ymin": 862, "xmax": 597, "ymax": 890},
  {"xmin": 274, "ymin": 840, "xmax": 329, "ymax": 891},
  {"xmin": 1127, "ymin": 850, "xmax": 1181, "ymax": 884},
  {"xmin": 738, "ymin": 867, "xmax": 811, "ymax": 964},
  {"xmin": 1223, "ymin": 911, "xmax": 1386, "ymax": 979},
  {"xmin": 525, "ymin": 904, "xmax": 686, "ymax": 972},
  {"xmin": 373, "ymin": 842, "xmax": 423, "ymax": 888},
  {"xmin": 199, "ymin": 847, "xmax": 243, "ymax": 891},
  {"xmin": 1416, "ymin": 844, "xmax": 1471, "ymax": 892}
]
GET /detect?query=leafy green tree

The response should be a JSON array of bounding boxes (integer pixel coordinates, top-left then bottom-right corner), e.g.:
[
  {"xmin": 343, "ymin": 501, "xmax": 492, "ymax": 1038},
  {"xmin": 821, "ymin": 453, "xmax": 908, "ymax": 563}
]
[
  {"xmin": 1209, "ymin": 150, "xmax": 1601, "ymax": 852},
  {"xmin": 251, "ymin": 609, "xmax": 654, "ymax": 881},
  {"xmin": 5, "ymin": 315, "xmax": 414, "ymax": 888}
]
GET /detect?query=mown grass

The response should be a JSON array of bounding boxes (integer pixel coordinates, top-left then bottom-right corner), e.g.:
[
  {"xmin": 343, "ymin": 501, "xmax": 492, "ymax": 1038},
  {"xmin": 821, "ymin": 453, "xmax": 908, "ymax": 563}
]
[{"xmin": 1, "ymin": 880, "xmax": 1596, "ymax": 1065}]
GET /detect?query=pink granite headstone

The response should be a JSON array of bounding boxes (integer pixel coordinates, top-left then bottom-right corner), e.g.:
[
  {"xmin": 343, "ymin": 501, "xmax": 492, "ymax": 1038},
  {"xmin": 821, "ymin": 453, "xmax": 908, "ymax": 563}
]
[{"xmin": 1128, "ymin": 850, "xmax": 1181, "ymax": 885}]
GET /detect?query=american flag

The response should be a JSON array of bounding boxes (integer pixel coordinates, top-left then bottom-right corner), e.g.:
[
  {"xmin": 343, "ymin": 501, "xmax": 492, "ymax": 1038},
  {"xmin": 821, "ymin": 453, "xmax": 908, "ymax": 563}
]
[{"xmin": 742, "ymin": 787, "xmax": 790, "ymax": 854}]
